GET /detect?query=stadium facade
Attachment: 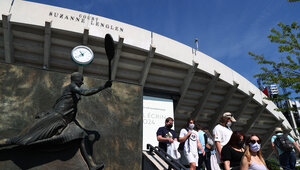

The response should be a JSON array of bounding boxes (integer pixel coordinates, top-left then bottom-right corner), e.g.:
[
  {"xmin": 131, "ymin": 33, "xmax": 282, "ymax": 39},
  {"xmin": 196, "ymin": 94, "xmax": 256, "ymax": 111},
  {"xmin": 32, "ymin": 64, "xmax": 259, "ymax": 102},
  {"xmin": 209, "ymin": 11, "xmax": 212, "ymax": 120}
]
[{"xmin": 0, "ymin": 0, "xmax": 298, "ymax": 169}]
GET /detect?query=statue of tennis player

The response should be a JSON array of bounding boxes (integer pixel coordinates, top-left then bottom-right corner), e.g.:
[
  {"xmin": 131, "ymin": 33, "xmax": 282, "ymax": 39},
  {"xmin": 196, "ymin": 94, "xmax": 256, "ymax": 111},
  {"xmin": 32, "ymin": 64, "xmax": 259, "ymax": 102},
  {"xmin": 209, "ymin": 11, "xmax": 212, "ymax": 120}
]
[{"xmin": 0, "ymin": 72, "xmax": 111, "ymax": 170}]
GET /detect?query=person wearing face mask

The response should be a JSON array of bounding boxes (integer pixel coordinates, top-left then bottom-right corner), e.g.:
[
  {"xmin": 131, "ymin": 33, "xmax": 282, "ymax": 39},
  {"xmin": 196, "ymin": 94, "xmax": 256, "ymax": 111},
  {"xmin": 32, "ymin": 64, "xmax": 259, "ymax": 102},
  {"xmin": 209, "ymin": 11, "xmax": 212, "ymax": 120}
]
[
  {"xmin": 240, "ymin": 134, "xmax": 268, "ymax": 170},
  {"xmin": 156, "ymin": 117, "xmax": 178, "ymax": 153},
  {"xmin": 179, "ymin": 118, "xmax": 204, "ymax": 170},
  {"xmin": 212, "ymin": 112, "xmax": 236, "ymax": 162},
  {"xmin": 221, "ymin": 131, "xmax": 245, "ymax": 170}
]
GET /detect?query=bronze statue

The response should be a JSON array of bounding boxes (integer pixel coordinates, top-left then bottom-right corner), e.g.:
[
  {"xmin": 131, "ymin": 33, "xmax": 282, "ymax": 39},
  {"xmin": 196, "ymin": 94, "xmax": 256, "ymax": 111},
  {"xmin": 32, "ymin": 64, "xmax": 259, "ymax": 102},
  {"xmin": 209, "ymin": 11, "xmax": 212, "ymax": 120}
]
[{"xmin": 0, "ymin": 72, "xmax": 112, "ymax": 170}]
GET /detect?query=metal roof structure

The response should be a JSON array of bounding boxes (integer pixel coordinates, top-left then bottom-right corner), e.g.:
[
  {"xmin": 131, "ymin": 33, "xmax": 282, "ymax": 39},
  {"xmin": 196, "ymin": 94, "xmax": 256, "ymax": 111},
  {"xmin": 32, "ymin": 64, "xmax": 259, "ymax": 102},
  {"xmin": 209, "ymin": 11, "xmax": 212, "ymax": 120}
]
[{"xmin": 0, "ymin": 0, "xmax": 297, "ymax": 158}]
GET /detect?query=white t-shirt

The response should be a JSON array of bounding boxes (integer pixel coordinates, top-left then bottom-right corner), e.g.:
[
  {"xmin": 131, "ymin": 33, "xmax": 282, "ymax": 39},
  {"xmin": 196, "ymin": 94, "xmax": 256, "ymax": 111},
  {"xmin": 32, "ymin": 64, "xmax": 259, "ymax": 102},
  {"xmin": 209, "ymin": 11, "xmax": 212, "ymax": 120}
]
[
  {"xmin": 179, "ymin": 128, "xmax": 198, "ymax": 154},
  {"xmin": 212, "ymin": 124, "xmax": 232, "ymax": 148}
]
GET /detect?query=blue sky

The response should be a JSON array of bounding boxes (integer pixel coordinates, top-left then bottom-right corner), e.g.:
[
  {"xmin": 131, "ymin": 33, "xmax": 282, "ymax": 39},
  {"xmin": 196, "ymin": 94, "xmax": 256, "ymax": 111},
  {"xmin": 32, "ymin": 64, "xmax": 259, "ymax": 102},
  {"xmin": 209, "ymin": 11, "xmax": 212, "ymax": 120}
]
[{"xmin": 27, "ymin": 0, "xmax": 300, "ymax": 88}]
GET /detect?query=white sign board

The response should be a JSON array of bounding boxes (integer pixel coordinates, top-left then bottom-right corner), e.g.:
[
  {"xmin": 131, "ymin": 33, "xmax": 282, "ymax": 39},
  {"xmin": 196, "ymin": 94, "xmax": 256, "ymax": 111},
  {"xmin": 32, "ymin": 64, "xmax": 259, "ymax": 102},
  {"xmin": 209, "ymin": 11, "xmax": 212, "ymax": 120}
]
[{"xmin": 142, "ymin": 96, "xmax": 174, "ymax": 150}]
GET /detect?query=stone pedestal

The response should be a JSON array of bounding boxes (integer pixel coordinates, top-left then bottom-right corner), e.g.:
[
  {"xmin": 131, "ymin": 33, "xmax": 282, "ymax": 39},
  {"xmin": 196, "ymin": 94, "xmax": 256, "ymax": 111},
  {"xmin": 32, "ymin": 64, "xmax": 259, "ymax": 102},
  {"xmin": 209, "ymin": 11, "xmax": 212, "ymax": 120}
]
[{"xmin": 0, "ymin": 140, "xmax": 88, "ymax": 170}]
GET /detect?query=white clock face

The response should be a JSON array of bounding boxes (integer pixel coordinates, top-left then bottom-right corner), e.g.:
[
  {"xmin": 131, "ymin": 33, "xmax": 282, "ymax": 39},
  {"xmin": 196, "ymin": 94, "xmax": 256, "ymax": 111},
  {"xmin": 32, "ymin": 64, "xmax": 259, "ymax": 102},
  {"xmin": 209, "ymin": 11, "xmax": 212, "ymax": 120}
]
[{"xmin": 71, "ymin": 45, "xmax": 94, "ymax": 65}]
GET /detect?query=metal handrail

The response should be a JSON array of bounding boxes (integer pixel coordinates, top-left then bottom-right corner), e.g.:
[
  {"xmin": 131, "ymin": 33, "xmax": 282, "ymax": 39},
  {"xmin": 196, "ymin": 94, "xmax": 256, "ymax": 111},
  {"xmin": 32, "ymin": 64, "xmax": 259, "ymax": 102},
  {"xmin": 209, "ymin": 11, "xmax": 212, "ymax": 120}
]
[{"xmin": 146, "ymin": 144, "xmax": 187, "ymax": 170}]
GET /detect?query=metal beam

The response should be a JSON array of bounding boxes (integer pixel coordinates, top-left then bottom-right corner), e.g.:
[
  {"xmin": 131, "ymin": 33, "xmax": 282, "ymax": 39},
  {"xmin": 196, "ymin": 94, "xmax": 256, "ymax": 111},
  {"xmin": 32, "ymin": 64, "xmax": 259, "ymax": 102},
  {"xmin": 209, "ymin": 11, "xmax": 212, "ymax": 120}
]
[
  {"xmin": 139, "ymin": 44, "xmax": 156, "ymax": 87},
  {"xmin": 243, "ymin": 103, "xmax": 267, "ymax": 134},
  {"xmin": 2, "ymin": 14, "xmax": 13, "ymax": 63},
  {"xmin": 191, "ymin": 71, "xmax": 220, "ymax": 120},
  {"xmin": 208, "ymin": 82, "xmax": 239, "ymax": 131},
  {"xmin": 43, "ymin": 21, "xmax": 52, "ymax": 69},
  {"xmin": 111, "ymin": 36, "xmax": 124, "ymax": 80},
  {"xmin": 78, "ymin": 28, "xmax": 89, "ymax": 73},
  {"xmin": 83, "ymin": 28, "xmax": 89, "ymax": 45},
  {"xmin": 174, "ymin": 61, "xmax": 199, "ymax": 115},
  {"xmin": 234, "ymin": 92, "xmax": 255, "ymax": 122},
  {"xmin": 265, "ymin": 147, "xmax": 274, "ymax": 159}
]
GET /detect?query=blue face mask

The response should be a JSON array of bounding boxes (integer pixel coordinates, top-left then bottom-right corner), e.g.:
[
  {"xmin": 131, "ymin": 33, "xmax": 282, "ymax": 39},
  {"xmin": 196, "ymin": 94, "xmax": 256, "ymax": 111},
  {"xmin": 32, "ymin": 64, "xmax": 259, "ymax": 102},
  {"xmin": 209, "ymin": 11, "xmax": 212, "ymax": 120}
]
[
  {"xmin": 189, "ymin": 123, "xmax": 194, "ymax": 129},
  {"xmin": 249, "ymin": 143, "xmax": 261, "ymax": 152}
]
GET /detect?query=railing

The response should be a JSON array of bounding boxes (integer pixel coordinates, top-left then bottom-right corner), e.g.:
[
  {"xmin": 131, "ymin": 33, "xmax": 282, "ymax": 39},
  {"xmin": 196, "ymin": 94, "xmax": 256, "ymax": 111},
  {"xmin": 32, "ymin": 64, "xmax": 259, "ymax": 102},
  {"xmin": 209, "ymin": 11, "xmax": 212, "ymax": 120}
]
[{"xmin": 146, "ymin": 144, "xmax": 187, "ymax": 170}]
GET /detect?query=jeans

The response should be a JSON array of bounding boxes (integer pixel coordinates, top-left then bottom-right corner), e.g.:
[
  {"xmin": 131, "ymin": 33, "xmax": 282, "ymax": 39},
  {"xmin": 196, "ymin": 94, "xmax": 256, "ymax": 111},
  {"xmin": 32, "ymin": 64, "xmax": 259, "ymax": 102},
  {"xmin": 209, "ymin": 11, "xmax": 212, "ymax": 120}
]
[{"xmin": 279, "ymin": 151, "xmax": 296, "ymax": 170}]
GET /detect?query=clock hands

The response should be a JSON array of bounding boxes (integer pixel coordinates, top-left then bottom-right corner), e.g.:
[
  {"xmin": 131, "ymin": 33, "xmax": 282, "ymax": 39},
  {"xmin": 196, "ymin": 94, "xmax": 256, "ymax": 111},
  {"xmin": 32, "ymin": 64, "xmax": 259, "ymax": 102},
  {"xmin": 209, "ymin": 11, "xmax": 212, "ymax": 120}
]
[
  {"xmin": 80, "ymin": 51, "xmax": 84, "ymax": 56},
  {"xmin": 76, "ymin": 51, "xmax": 87, "ymax": 58}
]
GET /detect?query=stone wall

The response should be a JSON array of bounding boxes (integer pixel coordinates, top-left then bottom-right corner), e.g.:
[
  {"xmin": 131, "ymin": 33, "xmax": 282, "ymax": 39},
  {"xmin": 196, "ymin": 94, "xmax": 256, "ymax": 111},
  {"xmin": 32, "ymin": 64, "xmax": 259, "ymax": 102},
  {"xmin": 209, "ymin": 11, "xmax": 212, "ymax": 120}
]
[{"xmin": 0, "ymin": 63, "xmax": 143, "ymax": 170}]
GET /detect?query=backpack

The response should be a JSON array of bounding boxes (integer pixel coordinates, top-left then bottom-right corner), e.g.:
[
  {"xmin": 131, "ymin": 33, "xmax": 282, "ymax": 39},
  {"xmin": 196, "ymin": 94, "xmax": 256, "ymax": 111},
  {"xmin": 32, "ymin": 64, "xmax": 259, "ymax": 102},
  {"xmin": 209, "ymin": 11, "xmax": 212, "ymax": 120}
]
[
  {"xmin": 204, "ymin": 132, "xmax": 214, "ymax": 151},
  {"xmin": 178, "ymin": 128, "xmax": 189, "ymax": 151},
  {"xmin": 274, "ymin": 134, "xmax": 293, "ymax": 152}
]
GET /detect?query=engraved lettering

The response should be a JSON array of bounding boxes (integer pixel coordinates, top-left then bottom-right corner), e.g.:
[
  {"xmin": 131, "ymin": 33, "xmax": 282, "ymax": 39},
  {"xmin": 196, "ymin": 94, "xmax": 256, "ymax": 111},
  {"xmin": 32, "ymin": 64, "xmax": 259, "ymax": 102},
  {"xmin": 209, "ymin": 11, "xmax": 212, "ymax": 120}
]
[{"xmin": 47, "ymin": 11, "xmax": 125, "ymax": 32}]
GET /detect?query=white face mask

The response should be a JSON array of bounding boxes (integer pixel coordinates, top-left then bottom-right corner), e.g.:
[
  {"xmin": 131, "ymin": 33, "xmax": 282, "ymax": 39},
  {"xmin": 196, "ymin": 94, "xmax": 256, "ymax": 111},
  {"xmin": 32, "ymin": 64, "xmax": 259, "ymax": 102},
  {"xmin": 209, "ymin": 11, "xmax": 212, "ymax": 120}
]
[
  {"xmin": 249, "ymin": 143, "xmax": 261, "ymax": 152},
  {"xmin": 226, "ymin": 121, "xmax": 232, "ymax": 127},
  {"xmin": 189, "ymin": 123, "xmax": 195, "ymax": 129}
]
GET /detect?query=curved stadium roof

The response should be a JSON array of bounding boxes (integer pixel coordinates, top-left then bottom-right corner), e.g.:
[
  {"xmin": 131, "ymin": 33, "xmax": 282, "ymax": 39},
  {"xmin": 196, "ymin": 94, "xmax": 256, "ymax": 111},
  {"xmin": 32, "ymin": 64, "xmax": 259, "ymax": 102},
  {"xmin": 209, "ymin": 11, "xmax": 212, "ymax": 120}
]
[{"xmin": 0, "ymin": 0, "xmax": 297, "ymax": 158}]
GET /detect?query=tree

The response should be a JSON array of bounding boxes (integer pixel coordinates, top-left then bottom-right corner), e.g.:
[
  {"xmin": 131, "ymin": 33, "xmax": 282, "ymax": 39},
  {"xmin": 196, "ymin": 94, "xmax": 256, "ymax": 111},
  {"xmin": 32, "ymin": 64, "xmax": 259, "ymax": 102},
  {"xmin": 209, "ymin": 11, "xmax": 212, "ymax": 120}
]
[{"xmin": 249, "ymin": 22, "xmax": 300, "ymax": 112}]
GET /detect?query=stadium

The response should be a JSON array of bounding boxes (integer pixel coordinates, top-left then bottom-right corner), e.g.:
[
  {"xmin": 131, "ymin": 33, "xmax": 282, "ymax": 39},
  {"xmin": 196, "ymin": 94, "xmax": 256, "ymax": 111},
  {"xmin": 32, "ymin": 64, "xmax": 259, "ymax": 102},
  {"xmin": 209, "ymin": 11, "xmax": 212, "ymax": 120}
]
[{"xmin": 0, "ymin": 0, "xmax": 298, "ymax": 169}]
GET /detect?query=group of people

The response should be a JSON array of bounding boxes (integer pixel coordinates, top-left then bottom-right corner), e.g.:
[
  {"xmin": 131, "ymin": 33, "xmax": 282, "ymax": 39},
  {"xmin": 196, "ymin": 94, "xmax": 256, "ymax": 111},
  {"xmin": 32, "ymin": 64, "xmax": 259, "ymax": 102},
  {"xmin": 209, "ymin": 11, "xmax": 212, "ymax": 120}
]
[{"xmin": 156, "ymin": 112, "xmax": 300, "ymax": 170}]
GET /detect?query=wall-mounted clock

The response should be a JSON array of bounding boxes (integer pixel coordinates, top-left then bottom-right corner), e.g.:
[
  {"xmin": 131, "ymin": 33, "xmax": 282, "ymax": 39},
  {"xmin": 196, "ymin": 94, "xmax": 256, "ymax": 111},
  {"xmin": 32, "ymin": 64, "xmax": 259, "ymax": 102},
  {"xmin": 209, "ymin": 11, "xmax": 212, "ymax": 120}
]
[{"xmin": 71, "ymin": 45, "xmax": 94, "ymax": 65}]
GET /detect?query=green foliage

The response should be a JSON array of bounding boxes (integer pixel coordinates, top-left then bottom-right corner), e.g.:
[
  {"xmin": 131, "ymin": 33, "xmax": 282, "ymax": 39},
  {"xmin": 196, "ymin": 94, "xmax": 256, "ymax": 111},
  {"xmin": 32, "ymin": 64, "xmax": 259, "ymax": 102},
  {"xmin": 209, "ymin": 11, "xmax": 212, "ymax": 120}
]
[
  {"xmin": 265, "ymin": 158, "xmax": 281, "ymax": 170},
  {"xmin": 249, "ymin": 22, "xmax": 300, "ymax": 111}
]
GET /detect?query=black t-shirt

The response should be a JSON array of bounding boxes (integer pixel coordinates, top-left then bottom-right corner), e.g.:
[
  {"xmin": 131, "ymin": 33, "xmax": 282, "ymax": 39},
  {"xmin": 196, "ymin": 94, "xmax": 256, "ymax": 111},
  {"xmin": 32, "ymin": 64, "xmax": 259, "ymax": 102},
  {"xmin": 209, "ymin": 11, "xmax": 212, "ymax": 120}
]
[
  {"xmin": 221, "ymin": 145, "xmax": 244, "ymax": 167},
  {"xmin": 156, "ymin": 126, "xmax": 177, "ymax": 152}
]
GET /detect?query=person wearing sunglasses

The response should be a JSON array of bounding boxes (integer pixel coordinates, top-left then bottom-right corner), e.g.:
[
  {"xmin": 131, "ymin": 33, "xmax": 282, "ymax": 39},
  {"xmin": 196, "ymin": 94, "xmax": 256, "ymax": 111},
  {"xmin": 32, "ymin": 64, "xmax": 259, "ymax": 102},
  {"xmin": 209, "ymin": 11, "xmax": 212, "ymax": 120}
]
[{"xmin": 240, "ymin": 134, "xmax": 268, "ymax": 170}]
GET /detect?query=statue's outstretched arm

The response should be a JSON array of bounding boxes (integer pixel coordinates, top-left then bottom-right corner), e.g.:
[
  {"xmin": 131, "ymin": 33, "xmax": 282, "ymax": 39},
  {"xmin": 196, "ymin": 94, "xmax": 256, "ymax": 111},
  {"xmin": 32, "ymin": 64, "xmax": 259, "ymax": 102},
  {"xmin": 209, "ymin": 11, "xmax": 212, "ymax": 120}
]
[{"xmin": 73, "ymin": 81, "xmax": 112, "ymax": 96}]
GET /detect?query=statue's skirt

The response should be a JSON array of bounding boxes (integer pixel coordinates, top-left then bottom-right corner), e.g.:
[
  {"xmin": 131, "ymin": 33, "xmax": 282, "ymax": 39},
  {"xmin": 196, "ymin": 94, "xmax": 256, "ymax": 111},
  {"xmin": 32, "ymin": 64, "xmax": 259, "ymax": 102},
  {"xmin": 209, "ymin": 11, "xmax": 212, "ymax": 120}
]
[{"xmin": 9, "ymin": 112, "xmax": 86, "ymax": 146}]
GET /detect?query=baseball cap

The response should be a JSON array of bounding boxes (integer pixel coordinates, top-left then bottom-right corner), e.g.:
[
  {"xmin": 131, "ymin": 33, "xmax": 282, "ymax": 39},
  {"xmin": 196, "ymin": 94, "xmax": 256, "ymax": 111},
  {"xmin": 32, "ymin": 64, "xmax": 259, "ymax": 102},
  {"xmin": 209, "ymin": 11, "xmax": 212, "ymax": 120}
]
[
  {"xmin": 274, "ymin": 127, "xmax": 283, "ymax": 132},
  {"xmin": 223, "ymin": 112, "xmax": 236, "ymax": 122}
]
